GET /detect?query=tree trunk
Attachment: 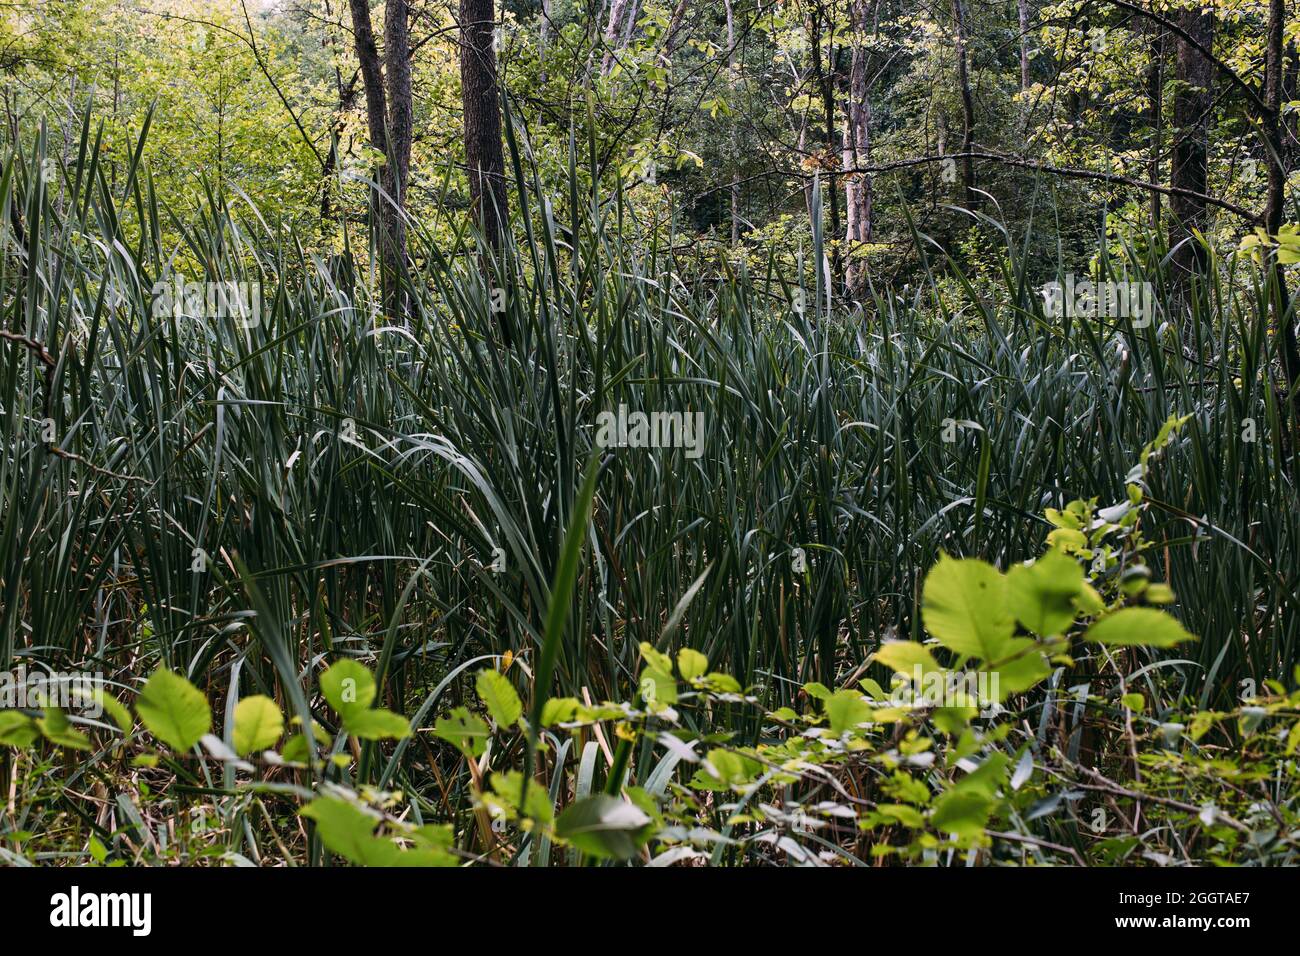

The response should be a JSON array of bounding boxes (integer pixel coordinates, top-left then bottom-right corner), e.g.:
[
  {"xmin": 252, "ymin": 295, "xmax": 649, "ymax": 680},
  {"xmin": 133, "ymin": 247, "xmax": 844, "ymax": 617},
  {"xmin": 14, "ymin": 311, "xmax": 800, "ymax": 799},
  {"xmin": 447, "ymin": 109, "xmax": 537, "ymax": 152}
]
[
  {"xmin": 459, "ymin": 0, "xmax": 510, "ymax": 344},
  {"xmin": 1145, "ymin": 22, "xmax": 1164, "ymax": 231},
  {"xmin": 1265, "ymin": 0, "xmax": 1300, "ymax": 409},
  {"xmin": 664, "ymin": 0, "xmax": 691, "ymax": 60},
  {"xmin": 1168, "ymin": 6, "xmax": 1213, "ymax": 281},
  {"xmin": 601, "ymin": 0, "xmax": 634, "ymax": 75},
  {"xmin": 347, "ymin": 0, "xmax": 406, "ymax": 318},
  {"xmin": 459, "ymin": 0, "xmax": 508, "ymax": 251},
  {"xmin": 952, "ymin": 0, "xmax": 977, "ymax": 206},
  {"xmin": 1017, "ymin": 0, "xmax": 1030, "ymax": 92},
  {"xmin": 725, "ymin": 0, "xmax": 739, "ymax": 244},
  {"xmin": 383, "ymin": 0, "xmax": 412, "ymax": 317},
  {"xmin": 539, "ymin": 0, "xmax": 552, "ymax": 82},
  {"xmin": 843, "ymin": 0, "xmax": 873, "ymax": 300},
  {"xmin": 384, "ymin": 0, "xmax": 413, "ymax": 207},
  {"xmin": 811, "ymin": 3, "xmax": 842, "ymax": 292}
]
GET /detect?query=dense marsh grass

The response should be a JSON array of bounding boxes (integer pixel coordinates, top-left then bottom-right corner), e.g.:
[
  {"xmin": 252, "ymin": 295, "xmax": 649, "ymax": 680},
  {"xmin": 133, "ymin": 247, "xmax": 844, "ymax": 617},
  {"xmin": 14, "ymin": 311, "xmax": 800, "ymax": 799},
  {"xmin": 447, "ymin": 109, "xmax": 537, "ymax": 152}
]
[{"xmin": 2, "ymin": 111, "xmax": 1297, "ymax": 763}]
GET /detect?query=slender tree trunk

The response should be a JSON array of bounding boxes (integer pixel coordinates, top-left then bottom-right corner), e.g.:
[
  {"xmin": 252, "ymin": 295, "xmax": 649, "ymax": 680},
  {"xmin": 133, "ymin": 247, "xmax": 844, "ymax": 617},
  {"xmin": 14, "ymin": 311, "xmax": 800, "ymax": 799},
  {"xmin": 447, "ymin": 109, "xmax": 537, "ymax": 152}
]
[
  {"xmin": 459, "ymin": 0, "xmax": 510, "ymax": 344},
  {"xmin": 1265, "ymin": 0, "xmax": 1300, "ymax": 406},
  {"xmin": 460, "ymin": 0, "xmax": 508, "ymax": 250},
  {"xmin": 812, "ymin": 4, "xmax": 842, "ymax": 292},
  {"xmin": 725, "ymin": 0, "xmax": 739, "ymax": 244},
  {"xmin": 1168, "ymin": 6, "xmax": 1213, "ymax": 281},
  {"xmin": 621, "ymin": 0, "xmax": 641, "ymax": 48},
  {"xmin": 347, "ymin": 0, "xmax": 404, "ymax": 317},
  {"xmin": 384, "ymin": 0, "xmax": 413, "ymax": 206},
  {"xmin": 843, "ymin": 0, "xmax": 873, "ymax": 300},
  {"xmin": 664, "ymin": 0, "xmax": 690, "ymax": 59},
  {"xmin": 1286, "ymin": 39, "xmax": 1299, "ymax": 168},
  {"xmin": 1017, "ymin": 0, "xmax": 1030, "ymax": 91},
  {"xmin": 952, "ymin": 0, "xmax": 976, "ymax": 206},
  {"xmin": 1265, "ymin": 0, "xmax": 1288, "ymax": 237},
  {"xmin": 539, "ymin": 0, "xmax": 552, "ymax": 82},
  {"xmin": 382, "ymin": 0, "xmax": 412, "ymax": 316},
  {"xmin": 601, "ymin": 0, "xmax": 633, "ymax": 74},
  {"xmin": 1145, "ymin": 23, "xmax": 1164, "ymax": 231}
]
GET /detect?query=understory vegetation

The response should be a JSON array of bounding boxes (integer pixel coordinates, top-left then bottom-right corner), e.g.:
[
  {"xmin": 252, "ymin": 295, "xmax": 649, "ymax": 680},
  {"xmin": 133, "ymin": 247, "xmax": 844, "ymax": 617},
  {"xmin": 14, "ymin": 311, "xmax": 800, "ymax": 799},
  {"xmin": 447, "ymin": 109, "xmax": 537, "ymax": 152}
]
[{"xmin": 2, "ymin": 115, "xmax": 1299, "ymax": 866}]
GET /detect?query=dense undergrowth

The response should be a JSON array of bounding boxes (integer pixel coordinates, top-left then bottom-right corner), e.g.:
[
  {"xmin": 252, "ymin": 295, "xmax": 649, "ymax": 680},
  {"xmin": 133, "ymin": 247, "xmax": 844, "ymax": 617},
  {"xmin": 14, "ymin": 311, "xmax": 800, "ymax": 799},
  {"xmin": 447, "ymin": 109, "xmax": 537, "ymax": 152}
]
[{"xmin": 1, "ymin": 116, "xmax": 1299, "ymax": 865}]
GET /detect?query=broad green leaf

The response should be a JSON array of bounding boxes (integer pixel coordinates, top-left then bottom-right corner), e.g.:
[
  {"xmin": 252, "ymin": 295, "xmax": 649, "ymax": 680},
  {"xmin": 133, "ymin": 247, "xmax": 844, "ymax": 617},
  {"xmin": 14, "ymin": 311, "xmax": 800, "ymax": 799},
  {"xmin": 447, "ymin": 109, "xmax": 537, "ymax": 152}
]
[
  {"xmin": 555, "ymin": 794, "xmax": 653, "ymax": 860},
  {"xmin": 300, "ymin": 797, "xmax": 454, "ymax": 867},
  {"xmin": 1285, "ymin": 720, "xmax": 1300, "ymax": 756},
  {"xmin": 433, "ymin": 707, "xmax": 489, "ymax": 758},
  {"xmin": 676, "ymin": 648, "xmax": 708, "ymax": 680},
  {"xmin": 1074, "ymin": 582, "xmax": 1106, "ymax": 616},
  {"xmin": 1007, "ymin": 549, "xmax": 1083, "ymax": 636},
  {"xmin": 638, "ymin": 641, "xmax": 673, "ymax": 675},
  {"xmin": 136, "ymin": 668, "xmax": 211, "ymax": 752},
  {"xmin": 320, "ymin": 659, "xmax": 376, "ymax": 719},
  {"xmin": 639, "ymin": 666, "xmax": 678, "ymax": 705},
  {"xmin": 232, "ymin": 695, "xmax": 284, "ymax": 755},
  {"xmin": 0, "ymin": 711, "xmax": 38, "ymax": 747},
  {"xmin": 876, "ymin": 803, "xmax": 925, "ymax": 828},
  {"xmin": 982, "ymin": 637, "xmax": 1052, "ymax": 698},
  {"xmin": 343, "ymin": 708, "xmax": 411, "ymax": 741},
  {"xmin": 1046, "ymin": 527, "xmax": 1087, "ymax": 552},
  {"xmin": 825, "ymin": 689, "xmax": 872, "ymax": 734},
  {"xmin": 37, "ymin": 708, "xmax": 91, "ymax": 750},
  {"xmin": 694, "ymin": 749, "xmax": 762, "ymax": 789},
  {"xmin": 802, "ymin": 682, "xmax": 832, "ymax": 701},
  {"xmin": 921, "ymin": 555, "xmax": 1014, "ymax": 660},
  {"xmin": 873, "ymin": 641, "xmax": 942, "ymax": 677},
  {"xmin": 931, "ymin": 789, "xmax": 993, "ymax": 839},
  {"xmin": 69, "ymin": 685, "xmax": 132, "ymax": 735},
  {"xmin": 300, "ymin": 797, "xmax": 384, "ymax": 864},
  {"xmin": 280, "ymin": 734, "xmax": 315, "ymax": 764},
  {"xmin": 475, "ymin": 669, "xmax": 522, "ymax": 728},
  {"xmin": 951, "ymin": 753, "xmax": 1009, "ymax": 800},
  {"xmin": 703, "ymin": 672, "xmax": 741, "ymax": 693},
  {"xmin": 487, "ymin": 771, "xmax": 554, "ymax": 824},
  {"xmin": 1085, "ymin": 608, "xmax": 1195, "ymax": 648},
  {"xmin": 539, "ymin": 697, "xmax": 580, "ymax": 727}
]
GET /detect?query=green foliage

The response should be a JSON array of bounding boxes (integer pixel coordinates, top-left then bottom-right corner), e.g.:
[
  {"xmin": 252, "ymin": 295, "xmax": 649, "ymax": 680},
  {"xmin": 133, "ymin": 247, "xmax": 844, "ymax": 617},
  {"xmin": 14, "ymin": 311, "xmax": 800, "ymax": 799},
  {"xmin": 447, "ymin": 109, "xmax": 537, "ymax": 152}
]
[
  {"xmin": 135, "ymin": 669, "xmax": 211, "ymax": 752},
  {"xmin": 555, "ymin": 795, "xmax": 653, "ymax": 860},
  {"xmin": 0, "ymin": 101, "xmax": 1296, "ymax": 869},
  {"xmin": 232, "ymin": 696, "xmax": 284, "ymax": 756},
  {"xmin": 475, "ymin": 670, "xmax": 523, "ymax": 729},
  {"xmin": 321, "ymin": 660, "xmax": 409, "ymax": 741}
]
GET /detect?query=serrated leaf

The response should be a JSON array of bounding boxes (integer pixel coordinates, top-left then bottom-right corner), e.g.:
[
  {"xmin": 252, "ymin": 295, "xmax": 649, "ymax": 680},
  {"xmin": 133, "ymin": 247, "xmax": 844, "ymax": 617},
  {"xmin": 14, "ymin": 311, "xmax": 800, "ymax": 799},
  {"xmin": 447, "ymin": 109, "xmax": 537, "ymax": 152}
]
[
  {"xmin": 343, "ymin": 708, "xmax": 411, "ymax": 741},
  {"xmin": 433, "ymin": 707, "xmax": 489, "ymax": 758},
  {"xmin": 873, "ymin": 641, "xmax": 942, "ymax": 676},
  {"xmin": 136, "ymin": 668, "xmax": 211, "ymax": 752},
  {"xmin": 1085, "ymin": 608, "xmax": 1195, "ymax": 647},
  {"xmin": 638, "ymin": 641, "xmax": 673, "ymax": 674},
  {"xmin": 540, "ymin": 697, "xmax": 580, "ymax": 726},
  {"xmin": 232, "ymin": 695, "xmax": 284, "ymax": 755},
  {"xmin": 921, "ymin": 555, "xmax": 1014, "ymax": 660},
  {"xmin": 475, "ymin": 669, "xmax": 522, "ymax": 728},
  {"xmin": 825, "ymin": 689, "xmax": 872, "ymax": 734},
  {"xmin": 0, "ymin": 711, "xmax": 38, "ymax": 747},
  {"xmin": 677, "ymin": 648, "xmax": 708, "ymax": 680},
  {"xmin": 1007, "ymin": 549, "xmax": 1083, "ymax": 636},
  {"xmin": 37, "ymin": 708, "xmax": 91, "ymax": 750},
  {"xmin": 931, "ymin": 788, "xmax": 992, "ymax": 839},
  {"xmin": 320, "ymin": 659, "xmax": 376, "ymax": 720},
  {"xmin": 639, "ymin": 666, "xmax": 677, "ymax": 705}
]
